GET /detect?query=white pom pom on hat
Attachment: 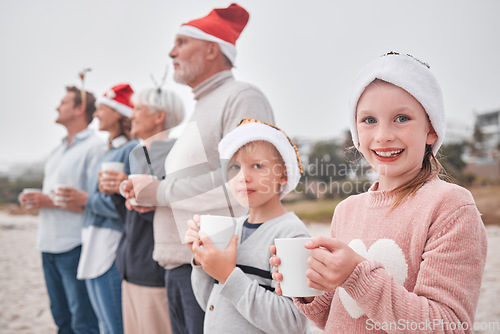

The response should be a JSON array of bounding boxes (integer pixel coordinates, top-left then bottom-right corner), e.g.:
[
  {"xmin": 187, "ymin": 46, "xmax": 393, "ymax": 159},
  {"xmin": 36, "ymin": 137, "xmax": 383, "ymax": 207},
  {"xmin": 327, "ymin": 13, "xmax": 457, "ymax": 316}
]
[
  {"xmin": 348, "ymin": 52, "xmax": 445, "ymax": 155},
  {"xmin": 218, "ymin": 118, "xmax": 303, "ymax": 199}
]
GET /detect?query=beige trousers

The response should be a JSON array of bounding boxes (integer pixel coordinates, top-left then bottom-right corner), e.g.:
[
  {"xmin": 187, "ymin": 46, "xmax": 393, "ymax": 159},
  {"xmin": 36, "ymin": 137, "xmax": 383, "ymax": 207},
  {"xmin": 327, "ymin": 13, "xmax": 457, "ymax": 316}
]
[{"xmin": 122, "ymin": 280, "xmax": 172, "ymax": 334}]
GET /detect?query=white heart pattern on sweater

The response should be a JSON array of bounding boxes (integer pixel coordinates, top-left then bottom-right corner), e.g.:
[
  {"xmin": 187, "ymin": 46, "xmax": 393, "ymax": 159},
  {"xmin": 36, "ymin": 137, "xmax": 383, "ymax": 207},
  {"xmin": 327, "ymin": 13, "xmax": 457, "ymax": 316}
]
[{"xmin": 338, "ymin": 238, "xmax": 408, "ymax": 319}]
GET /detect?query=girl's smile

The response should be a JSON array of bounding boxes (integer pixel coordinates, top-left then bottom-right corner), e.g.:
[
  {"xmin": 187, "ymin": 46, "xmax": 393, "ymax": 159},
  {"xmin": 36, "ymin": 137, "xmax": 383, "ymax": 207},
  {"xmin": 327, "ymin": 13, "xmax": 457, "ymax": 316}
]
[
  {"xmin": 356, "ymin": 80, "xmax": 438, "ymax": 190},
  {"xmin": 372, "ymin": 147, "xmax": 404, "ymax": 161}
]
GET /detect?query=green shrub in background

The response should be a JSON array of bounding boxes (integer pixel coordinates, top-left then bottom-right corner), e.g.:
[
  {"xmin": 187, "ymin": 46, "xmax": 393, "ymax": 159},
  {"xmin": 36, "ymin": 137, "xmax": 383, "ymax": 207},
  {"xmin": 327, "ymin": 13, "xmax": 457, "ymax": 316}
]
[{"xmin": 0, "ymin": 176, "xmax": 43, "ymax": 204}]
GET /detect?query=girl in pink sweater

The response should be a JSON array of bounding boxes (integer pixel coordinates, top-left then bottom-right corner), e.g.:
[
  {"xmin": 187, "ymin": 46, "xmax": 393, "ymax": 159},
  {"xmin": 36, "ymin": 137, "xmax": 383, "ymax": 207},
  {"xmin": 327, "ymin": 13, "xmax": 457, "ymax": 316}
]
[{"xmin": 271, "ymin": 52, "xmax": 487, "ymax": 333}]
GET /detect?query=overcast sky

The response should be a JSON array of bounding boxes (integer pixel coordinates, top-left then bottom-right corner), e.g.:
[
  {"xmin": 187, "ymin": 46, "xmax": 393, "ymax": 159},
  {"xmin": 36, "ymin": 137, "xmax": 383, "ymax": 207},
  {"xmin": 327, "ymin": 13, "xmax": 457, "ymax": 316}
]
[{"xmin": 1, "ymin": 0, "xmax": 499, "ymax": 169}]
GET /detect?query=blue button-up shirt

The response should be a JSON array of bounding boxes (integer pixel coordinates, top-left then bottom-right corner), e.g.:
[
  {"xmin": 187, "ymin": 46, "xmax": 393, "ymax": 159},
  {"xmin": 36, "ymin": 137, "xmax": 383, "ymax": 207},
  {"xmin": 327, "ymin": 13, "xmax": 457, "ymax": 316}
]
[{"xmin": 38, "ymin": 128, "xmax": 106, "ymax": 253}]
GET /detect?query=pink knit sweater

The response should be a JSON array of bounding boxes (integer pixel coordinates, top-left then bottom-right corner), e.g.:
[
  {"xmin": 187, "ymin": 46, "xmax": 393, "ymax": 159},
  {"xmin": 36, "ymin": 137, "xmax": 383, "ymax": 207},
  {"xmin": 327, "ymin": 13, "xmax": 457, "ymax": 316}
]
[{"xmin": 295, "ymin": 177, "xmax": 487, "ymax": 333}]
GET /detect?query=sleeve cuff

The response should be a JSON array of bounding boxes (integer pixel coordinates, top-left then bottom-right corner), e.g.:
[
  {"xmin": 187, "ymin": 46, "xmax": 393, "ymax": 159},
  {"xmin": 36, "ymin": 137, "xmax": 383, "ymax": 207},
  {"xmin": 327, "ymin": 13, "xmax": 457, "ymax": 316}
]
[
  {"xmin": 293, "ymin": 293, "xmax": 332, "ymax": 316},
  {"xmin": 85, "ymin": 193, "xmax": 97, "ymax": 213},
  {"xmin": 191, "ymin": 256, "xmax": 201, "ymax": 268},
  {"xmin": 191, "ymin": 260, "xmax": 212, "ymax": 283},
  {"xmin": 219, "ymin": 267, "xmax": 253, "ymax": 302},
  {"xmin": 341, "ymin": 260, "xmax": 384, "ymax": 299},
  {"xmin": 156, "ymin": 178, "xmax": 169, "ymax": 206}
]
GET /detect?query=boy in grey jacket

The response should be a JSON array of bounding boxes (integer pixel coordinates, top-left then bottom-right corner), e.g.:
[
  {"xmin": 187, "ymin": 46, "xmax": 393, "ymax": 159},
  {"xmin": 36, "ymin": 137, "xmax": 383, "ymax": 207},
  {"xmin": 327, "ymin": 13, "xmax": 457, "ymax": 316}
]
[{"xmin": 185, "ymin": 118, "xmax": 310, "ymax": 333}]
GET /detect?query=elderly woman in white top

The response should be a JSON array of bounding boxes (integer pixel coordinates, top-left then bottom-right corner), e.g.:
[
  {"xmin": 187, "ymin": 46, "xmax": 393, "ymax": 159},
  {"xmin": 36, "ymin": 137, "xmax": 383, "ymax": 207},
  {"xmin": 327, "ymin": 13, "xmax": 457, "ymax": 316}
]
[{"xmin": 109, "ymin": 87, "xmax": 184, "ymax": 334}]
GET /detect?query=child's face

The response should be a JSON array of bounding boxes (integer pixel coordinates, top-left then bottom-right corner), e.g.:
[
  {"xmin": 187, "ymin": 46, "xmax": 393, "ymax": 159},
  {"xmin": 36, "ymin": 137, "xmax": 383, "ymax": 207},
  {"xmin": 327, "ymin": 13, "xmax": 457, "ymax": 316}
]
[
  {"xmin": 356, "ymin": 81, "xmax": 438, "ymax": 189},
  {"xmin": 227, "ymin": 141, "xmax": 286, "ymax": 209}
]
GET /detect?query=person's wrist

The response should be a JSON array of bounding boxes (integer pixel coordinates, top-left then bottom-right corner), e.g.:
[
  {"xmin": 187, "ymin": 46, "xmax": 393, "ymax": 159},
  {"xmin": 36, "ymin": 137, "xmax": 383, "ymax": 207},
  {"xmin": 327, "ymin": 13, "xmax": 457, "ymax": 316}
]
[
  {"xmin": 78, "ymin": 192, "xmax": 89, "ymax": 207},
  {"xmin": 354, "ymin": 254, "xmax": 367, "ymax": 267},
  {"xmin": 299, "ymin": 296, "xmax": 315, "ymax": 304},
  {"xmin": 218, "ymin": 266, "xmax": 235, "ymax": 284},
  {"xmin": 41, "ymin": 194, "xmax": 54, "ymax": 208}
]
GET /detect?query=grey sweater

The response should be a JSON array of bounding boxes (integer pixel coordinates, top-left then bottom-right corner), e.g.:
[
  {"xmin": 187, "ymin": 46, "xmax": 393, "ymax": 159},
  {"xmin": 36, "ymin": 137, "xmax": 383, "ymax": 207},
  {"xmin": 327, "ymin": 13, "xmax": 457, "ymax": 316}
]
[
  {"xmin": 192, "ymin": 212, "xmax": 311, "ymax": 334},
  {"xmin": 153, "ymin": 70, "xmax": 275, "ymax": 269}
]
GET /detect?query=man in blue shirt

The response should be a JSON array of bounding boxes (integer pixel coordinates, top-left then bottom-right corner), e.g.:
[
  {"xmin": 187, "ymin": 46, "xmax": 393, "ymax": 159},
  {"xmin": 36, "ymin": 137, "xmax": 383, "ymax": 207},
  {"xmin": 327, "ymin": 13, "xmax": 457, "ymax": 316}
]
[{"xmin": 19, "ymin": 86, "xmax": 105, "ymax": 333}]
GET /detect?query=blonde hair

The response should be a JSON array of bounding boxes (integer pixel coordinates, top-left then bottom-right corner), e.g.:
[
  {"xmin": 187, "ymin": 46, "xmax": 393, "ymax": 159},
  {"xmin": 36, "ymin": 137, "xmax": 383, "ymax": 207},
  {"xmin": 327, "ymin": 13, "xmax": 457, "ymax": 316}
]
[{"xmin": 389, "ymin": 145, "xmax": 446, "ymax": 210}]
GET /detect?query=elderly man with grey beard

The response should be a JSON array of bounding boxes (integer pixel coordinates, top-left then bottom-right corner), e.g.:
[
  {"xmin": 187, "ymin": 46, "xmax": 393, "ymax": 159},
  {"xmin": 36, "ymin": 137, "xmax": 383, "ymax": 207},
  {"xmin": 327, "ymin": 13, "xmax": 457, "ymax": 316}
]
[{"xmin": 121, "ymin": 3, "xmax": 275, "ymax": 334}]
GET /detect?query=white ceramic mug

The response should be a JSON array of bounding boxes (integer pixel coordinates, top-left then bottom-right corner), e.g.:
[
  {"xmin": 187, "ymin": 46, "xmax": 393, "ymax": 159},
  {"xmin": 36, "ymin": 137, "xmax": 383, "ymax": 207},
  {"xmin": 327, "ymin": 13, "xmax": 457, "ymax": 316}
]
[
  {"xmin": 124, "ymin": 174, "xmax": 157, "ymax": 207},
  {"xmin": 199, "ymin": 215, "xmax": 236, "ymax": 250},
  {"xmin": 53, "ymin": 183, "xmax": 69, "ymax": 207},
  {"xmin": 119, "ymin": 180, "xmax": 129, "ymax": 198},
  {"xmin": 275, "ymin": 237, "xmax": 323, "ymax": 297},
  {"xmin": 101, "ymin": 161, "xmax": 125, "ymax": 176},
  {"xmin": 20, "ymin": 188, "xmax": 42, "ymax": 209}
]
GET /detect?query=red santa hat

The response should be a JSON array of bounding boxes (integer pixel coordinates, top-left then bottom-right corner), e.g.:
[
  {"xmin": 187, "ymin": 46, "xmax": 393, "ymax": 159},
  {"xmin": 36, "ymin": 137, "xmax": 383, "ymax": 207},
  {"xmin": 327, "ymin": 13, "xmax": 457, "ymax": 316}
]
[
  {"xmin": 95, "ymin": 84, "xmax": 134, "ymax": 117},
  {"xmin": 177, "ymin": 3, "xmax": 249, "ymax": 65}
]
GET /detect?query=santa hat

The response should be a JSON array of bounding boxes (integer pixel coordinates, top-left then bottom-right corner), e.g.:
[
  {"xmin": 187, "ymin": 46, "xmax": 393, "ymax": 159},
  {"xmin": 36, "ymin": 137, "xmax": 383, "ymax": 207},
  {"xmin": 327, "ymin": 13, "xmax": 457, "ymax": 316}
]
[
  {"xmin": 219, "ymin": 118, "xmax": 303, "ymax": 199},
  {"xmin": 177, "ymin": 3, "xmax": 249, "ymax": 65},
  {"xmin": 95, "ymin": 84, "xmax": 134, "ymax": 117},
  {"xmin": 348, "ymin": 52, "xmax": 445, "ymax": 155}
]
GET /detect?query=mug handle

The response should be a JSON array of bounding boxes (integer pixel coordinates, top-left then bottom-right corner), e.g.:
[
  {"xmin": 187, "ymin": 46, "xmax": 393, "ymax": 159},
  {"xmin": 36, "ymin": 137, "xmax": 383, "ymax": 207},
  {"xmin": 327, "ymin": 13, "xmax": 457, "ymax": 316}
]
[{"xmin": 119, "ymin": 180, "xmax": 129, "ymax": 198}]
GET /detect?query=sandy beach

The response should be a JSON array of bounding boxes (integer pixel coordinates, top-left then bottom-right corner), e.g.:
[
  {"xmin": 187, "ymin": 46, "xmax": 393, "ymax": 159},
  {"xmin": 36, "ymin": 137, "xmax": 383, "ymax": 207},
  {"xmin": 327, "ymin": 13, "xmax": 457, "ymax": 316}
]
[{"xmin": 1, "ymin": 212, "xmax": 499, "ymax": 333}]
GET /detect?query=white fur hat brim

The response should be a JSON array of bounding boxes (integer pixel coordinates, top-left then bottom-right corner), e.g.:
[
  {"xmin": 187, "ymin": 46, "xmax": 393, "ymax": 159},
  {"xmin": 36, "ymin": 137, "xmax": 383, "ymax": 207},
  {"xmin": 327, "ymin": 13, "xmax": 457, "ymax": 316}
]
[
  {"xmin": 348, "ymin": 53, "xmax": 445, "ymax": 155},
  {"xmin": 95, "ymin": 96, "xmax": 133, "ymax": 117},
  {"xmin": 218, "ymin": 122, "xmax": 301, "ymax": 199},
  {"xmin": 177, "ymin": 25, "xmax": 237, "ymax": 65}
]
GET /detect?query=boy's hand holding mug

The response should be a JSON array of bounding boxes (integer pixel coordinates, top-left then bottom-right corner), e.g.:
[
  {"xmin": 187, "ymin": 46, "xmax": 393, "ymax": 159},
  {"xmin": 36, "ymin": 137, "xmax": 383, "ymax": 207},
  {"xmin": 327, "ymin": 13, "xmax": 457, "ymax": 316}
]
[
  {"xmin": 186, "ymin": 214, "xmax": 238, "ymax": 284},
  {"xmin": 185, "ymin": 215, "xmax": 202, "ymax": 254},
  {"xmin": 193, "ymin": 231, "xmax": 238, "ymax": 284}
]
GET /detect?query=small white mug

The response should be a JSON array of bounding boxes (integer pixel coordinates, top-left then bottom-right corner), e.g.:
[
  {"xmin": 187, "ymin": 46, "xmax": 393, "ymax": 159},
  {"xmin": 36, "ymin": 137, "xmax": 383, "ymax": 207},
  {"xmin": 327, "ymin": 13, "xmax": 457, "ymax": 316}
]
[
  {"xmin": 101, "ymin": 161, "xmax": 125, "ymax": 176},
  {"xmin": 275, "ymin": 237, "xmax": 323, "ymax": 297},
  {"xmin": 199, "ymin": 215, "xmax": 236, "ymax": 250},
  {"xmin": 19, "ymin": 188, "xmax": 42, "ymax": 209},
  {"xmin": 53, "ymin": 183, "xmax": 69, "ymax": 207},
  {"xmin": 123, "ymin": 174, "xmax": 158, "ymax": 207}
]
